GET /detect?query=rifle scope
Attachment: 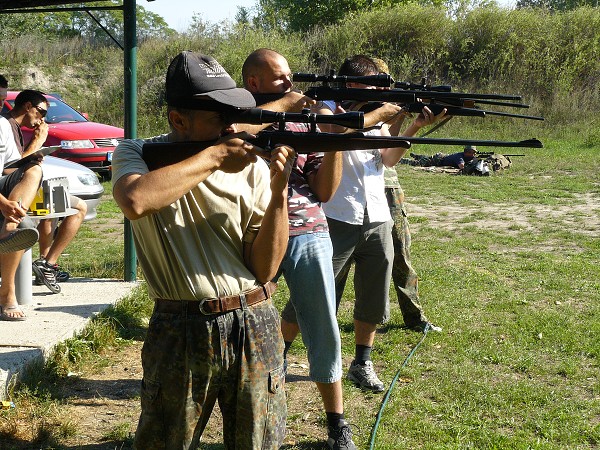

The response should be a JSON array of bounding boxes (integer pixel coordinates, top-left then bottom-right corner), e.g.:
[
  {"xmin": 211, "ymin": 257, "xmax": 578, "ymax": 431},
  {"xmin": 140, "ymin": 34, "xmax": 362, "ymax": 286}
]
[
  {"xmin": 230, "ymin": 108, "xmax": 364, "ymax": 130},
  {"xmin": 293, "ymin": 72, "xmax": 393, "ymax": 87},
  {"xmin": 395, "ymin": 81, "xmax": 452, "ymax": 92}
]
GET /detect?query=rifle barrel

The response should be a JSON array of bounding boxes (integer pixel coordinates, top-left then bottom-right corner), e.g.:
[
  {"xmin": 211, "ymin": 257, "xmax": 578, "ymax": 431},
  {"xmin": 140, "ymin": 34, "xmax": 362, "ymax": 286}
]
[
  {"xmin": 406, "ymin": 102, "xmax": 486, "ymax": 117},
  {"xmin": 478, "ymin": 110, "xmax": 544, "ymax": 121},
  {"xmin": 470, "ymin": 99, "xmax": 530, "ymax": 108},
  {"xmin": 141, "ymin": 133, "xmax": 542, "ymax": 171},
  {"xmin": 478, "ymin": 153, "xmax": 526, "ymax": 157},
  {"xmin": 304, "ymin": 86, "xmax": 524, "ymax": 104},
  {"xmin": 395, "ymin": 81, "xmax": 452, "ymax": 92},
  {"xmin": 232, "ymin": 108, "xmax": 365, "ymax": 129}
]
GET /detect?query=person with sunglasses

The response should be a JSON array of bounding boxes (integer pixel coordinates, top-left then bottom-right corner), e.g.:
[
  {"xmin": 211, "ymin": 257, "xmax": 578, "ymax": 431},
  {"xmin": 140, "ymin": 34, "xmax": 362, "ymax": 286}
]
[
  {"xmin": 0, "ymin": 89, "xmax": 47, "ymax": 320},
  {"xmin": 1, "ymin": 89, "xmax": 49, "ymax": 157}
]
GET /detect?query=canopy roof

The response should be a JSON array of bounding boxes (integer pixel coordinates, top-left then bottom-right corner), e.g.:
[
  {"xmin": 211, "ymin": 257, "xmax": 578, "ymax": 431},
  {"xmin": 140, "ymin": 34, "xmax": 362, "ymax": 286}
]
[
  {"xmin": 0, "ymin": 1, "xmax": 108, "ymax": 10},
  {"xmin": 0, "ymin": 0, "xmax": 142, "ymax": 280}
]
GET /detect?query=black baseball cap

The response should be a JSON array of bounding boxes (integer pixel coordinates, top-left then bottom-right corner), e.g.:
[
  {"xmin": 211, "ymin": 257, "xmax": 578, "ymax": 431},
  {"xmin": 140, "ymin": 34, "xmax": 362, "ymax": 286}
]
[{"xmin": 165, "ymin": 51, "xmax": 255, "ymax": 110}]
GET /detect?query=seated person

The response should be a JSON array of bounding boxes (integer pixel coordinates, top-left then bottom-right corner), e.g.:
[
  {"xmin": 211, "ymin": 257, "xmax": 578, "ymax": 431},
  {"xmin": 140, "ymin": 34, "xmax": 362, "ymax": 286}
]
[{"xmin": 0, "ymin": 90, "xmax": 47, "ymax": 320}]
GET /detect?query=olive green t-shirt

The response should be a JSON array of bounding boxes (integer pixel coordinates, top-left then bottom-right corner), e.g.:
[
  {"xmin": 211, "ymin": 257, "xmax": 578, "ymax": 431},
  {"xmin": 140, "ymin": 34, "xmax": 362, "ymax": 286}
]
[{"xmin": 112, "ymin": 135, "xmax": 271, "ymax": 301}]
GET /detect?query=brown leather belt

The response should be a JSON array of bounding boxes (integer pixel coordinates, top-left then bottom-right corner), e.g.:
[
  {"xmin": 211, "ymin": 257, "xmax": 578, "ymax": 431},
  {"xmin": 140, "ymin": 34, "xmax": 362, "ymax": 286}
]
[{"xmin": 154, "ymin": 282, "xmax": 277, "ymax": 315}]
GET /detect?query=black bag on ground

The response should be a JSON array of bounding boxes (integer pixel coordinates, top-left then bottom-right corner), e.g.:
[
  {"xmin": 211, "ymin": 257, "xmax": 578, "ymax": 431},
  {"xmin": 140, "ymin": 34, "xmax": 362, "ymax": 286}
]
[{"xmin": 462, "ymin": 158, "xmax": 490, "ymax": 176}]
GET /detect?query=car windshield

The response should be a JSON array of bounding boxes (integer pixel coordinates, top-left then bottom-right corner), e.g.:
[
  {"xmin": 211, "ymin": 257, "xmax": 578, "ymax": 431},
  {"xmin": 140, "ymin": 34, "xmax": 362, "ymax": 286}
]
[{"xmin": 4, "ymin": 98, "xmax": 87, "ymax": 124}]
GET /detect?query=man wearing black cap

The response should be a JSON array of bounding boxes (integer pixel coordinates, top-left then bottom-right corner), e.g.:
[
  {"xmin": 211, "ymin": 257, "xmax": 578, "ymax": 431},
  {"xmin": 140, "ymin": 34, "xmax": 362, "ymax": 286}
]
[{"xmin": 112, "ymin": 51, "xmax": 294, "ymax": 449}]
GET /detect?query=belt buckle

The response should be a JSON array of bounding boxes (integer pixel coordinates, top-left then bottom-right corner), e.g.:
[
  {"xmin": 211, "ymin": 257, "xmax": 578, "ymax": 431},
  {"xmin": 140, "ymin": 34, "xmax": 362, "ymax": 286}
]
[{"xmin": 198, "ymin": 298, "xmax": 212, "ymax": 315}]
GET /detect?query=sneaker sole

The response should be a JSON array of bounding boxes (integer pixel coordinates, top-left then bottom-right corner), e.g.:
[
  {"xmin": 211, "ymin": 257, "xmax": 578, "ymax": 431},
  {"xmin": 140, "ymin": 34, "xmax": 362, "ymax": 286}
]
[
  {"xmin": 0, "ymin": 228, "xmax": 39, "ymax": 254},
  {"xmin": 31, "ymin": 263, "xmax": 61, "ymax": 294},
  {"xmin": 346, "ymin": 371, "xmax": 385, "ymax": 393}
]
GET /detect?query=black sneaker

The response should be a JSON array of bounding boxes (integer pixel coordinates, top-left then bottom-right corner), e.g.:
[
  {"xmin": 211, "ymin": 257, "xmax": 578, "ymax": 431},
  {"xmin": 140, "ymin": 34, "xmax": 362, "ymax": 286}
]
[
  {"xmin": 327, "ymin": 420, "xmax": 357, "ymax": 450},
  {"xmin": 34, "ymin": 258, "xmax": 70, "ymax": 283},
  {"xmin": 55, "ymin": 268, "xmax": 70, "ymax": 282},
  {"xmin": 32, "ymin": 258, "xmax": 61, "ymax": 294}
]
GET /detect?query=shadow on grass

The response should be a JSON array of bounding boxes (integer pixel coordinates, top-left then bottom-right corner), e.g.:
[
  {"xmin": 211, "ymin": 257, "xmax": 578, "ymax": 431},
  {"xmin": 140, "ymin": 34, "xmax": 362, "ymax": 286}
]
[
  {"xmin": 60, "ymin": 377, "xmax": 140, "ymax": 401},
  {"xmin": 0, "ymin": 430, "xmax": 133, "ymax": 450}
]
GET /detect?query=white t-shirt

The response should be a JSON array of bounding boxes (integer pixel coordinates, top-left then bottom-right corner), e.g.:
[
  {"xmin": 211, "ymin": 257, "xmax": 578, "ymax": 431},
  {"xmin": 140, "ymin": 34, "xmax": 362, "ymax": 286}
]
[
  {"xmin": 0, "ymin": 116, "xmax": 22, "ymax": 173},
  {"xmin": 322, "ymin": 141, "xmax": 391, "ymax": 225},
  {"xmin": 320, "ymin": 101, "xmax": 391, "ymax": 225}
]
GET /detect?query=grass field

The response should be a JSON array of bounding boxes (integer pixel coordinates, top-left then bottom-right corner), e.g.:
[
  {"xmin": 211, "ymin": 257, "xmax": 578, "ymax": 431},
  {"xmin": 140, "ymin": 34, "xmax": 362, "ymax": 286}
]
[{"xmin": 1, "ymin": 123, "xmax": 598, "ymax": 449}]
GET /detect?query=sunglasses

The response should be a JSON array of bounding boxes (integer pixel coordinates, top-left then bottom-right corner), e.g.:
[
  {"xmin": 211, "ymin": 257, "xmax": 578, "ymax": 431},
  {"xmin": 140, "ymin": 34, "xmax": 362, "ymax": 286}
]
[{"xmin": 33, "ymin": 105, "xmax": 47, "ymax": 118}]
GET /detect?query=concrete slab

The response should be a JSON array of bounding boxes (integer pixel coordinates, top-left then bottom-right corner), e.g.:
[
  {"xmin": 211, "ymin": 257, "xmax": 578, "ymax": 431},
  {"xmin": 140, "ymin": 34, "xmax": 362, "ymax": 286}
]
[{"xmin": 0, "ymin": 278, "xmax": 138, "ymax": 400}]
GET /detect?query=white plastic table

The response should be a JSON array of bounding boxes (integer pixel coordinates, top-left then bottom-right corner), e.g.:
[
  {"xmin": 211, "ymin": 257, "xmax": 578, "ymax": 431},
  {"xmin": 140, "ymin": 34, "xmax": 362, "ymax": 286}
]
[{"xmin": 16, "ymin": 208, "xmax": 78, "ymax": 305}]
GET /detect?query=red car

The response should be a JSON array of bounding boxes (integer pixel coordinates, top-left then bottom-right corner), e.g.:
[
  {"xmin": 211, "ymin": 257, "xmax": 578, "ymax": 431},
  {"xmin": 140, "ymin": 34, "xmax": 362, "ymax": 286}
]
[{"xmin": 2, "ymin": 91, "xmax": 124, "ymax": 177}]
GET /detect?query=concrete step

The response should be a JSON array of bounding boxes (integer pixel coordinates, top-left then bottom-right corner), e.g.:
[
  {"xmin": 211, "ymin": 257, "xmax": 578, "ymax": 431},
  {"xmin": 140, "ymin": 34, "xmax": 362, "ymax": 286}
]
[{"xmin": 0, "ymin": 279, "xmax": 137, "ymax": 400}]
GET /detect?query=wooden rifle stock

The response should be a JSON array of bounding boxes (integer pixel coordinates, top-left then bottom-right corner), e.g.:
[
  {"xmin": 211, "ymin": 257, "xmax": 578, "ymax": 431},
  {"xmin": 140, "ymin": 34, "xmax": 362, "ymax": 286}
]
[{"xmin": 141, "ymin": 131, "xmax": 542, "ymax": 171}]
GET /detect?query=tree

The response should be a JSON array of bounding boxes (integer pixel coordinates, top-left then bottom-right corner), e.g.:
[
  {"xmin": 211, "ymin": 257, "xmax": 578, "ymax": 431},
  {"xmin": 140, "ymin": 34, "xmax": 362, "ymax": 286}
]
[
  {"xmin": 515, "ymin": 0, "xmax": 598, "ymax": 9},
  {"xmin": 235, "ymin": 6, "xmax": 252, "ymax": 25},
  {"xmin": 0, "ymin": 0, "xmax": 173, "ymax": 44},
  {"xmin": 255, "ymin": 0, "xmax": 413, "ymax": 32}
]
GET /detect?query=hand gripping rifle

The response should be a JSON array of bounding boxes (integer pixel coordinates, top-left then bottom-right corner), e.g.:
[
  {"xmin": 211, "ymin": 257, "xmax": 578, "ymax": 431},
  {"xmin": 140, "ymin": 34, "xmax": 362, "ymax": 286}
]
[
  {"xmin": 292, "ymin": 72, "xmax": 544, "ymax": 121},
  {"xmin": 141, "ymin": 108, "xmax": 543, "ymax": 171}
]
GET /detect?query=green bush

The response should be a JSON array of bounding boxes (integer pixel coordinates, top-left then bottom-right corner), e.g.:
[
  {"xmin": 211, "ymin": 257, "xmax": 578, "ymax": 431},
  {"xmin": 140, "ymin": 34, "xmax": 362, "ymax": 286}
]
[{"xmin": 1, "ymin": 4, "xmax": 599, "ymax": 133}]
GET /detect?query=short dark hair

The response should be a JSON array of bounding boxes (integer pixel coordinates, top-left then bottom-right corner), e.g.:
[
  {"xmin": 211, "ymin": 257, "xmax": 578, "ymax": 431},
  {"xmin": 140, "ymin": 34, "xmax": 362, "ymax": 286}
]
[
  {"xmin": 0, "ymin": 74, "xmax": 7, "ymax": 88},
  {"xmin": 14, "ymin": 90, "xmax": 48, "ymax": 109},
  {"xmin": 338, "ymin": 55, "xmax": 379, "ymax": 77},
  {"xmin": 241, "ymin": 48, "xmax": 282, "ymax": 88}
]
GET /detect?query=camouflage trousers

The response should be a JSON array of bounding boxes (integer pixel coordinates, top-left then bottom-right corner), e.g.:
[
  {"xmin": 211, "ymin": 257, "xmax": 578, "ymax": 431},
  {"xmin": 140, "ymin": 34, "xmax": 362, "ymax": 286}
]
[
  {"xmin": 133, "ymin": 299, "xmax": 286, "ymax": 450},
  {"xmin": 385, "ymin": 186, "xmax": 428, "ymax": 327},
  {"xmin": 400, "ymin": 153, "xmax": 446, "ymax": 167}
]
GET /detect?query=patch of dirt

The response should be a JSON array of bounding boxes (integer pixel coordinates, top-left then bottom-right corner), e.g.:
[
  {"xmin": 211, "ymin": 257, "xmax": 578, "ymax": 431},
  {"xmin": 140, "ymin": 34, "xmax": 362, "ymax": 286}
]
[
  {"xmin": 58, "ymin": 342, "xmax": 142, "ymax": 448},
  {"xmin": 55, "ymin": 343, "xmax": 327, "ymax": 449},
  {"xmin": 407, "ymin": 192, "xmax": 600, "ymax": 238},
  {"xmin": 27, "ymin": 189, "xmax": 600, "ymax": 448}
]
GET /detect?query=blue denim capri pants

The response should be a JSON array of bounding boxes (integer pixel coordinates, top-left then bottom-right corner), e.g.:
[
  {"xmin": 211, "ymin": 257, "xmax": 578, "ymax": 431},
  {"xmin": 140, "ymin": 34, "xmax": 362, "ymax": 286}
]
[{"xmin": 278, "ymin": 232, "xmax": 342, "ymax": 384}]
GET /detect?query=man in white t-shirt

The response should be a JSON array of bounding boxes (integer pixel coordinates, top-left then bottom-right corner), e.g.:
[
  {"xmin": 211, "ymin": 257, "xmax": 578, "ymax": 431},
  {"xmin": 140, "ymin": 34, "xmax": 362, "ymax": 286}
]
[{"xmin": 317, "ymin": 55, "xmax": 444, "ymax": 393}]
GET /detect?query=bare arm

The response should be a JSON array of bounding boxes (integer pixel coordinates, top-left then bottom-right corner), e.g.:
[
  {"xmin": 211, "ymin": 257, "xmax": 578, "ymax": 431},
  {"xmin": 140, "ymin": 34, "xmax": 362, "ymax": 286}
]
[
  {"xmin": 237, "ymin": 91, "xmax": 316, "ymax": 135},
  {"xmin": 401, "ymin": 106, "xmax": 448, "ymax": 138},
  {"xmin": 380, "ymin": 105, "xmax": 448, "ymax": 167},
  {"xmin": 243, "ymin": 145, "xmax": 294, "ymax": 282},
  {"xmin": 307, "ymin": 151, "xmax": 342, "ymax": 202},
  {"xmin": 379, "ymin": 122, "xmax": 409, "ymax": 168},
  {"xmin": 22, "ymin": 122, "xmax": 48, "ymax": 157}
]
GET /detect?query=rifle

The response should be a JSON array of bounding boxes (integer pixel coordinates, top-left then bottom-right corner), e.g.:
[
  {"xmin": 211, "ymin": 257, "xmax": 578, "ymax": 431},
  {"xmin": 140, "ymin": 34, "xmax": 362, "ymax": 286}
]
[
  {"xmin": 293, "ymin": 71, "xmax": 392, "ymax": 88},
  {"xmin": 141, "ymin": 108, "xmax": 543, "ymax": 171},
  {"xmin": 300, "ymin": 86, "xmax": 543, "ymax": 121},
  {"xmin": 291, "ymin": 73, "xmax": 543, "ymax": 121},
  {"xmin": 477, "ymin": 152, "xmax": 526, "ymax": 157}
]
